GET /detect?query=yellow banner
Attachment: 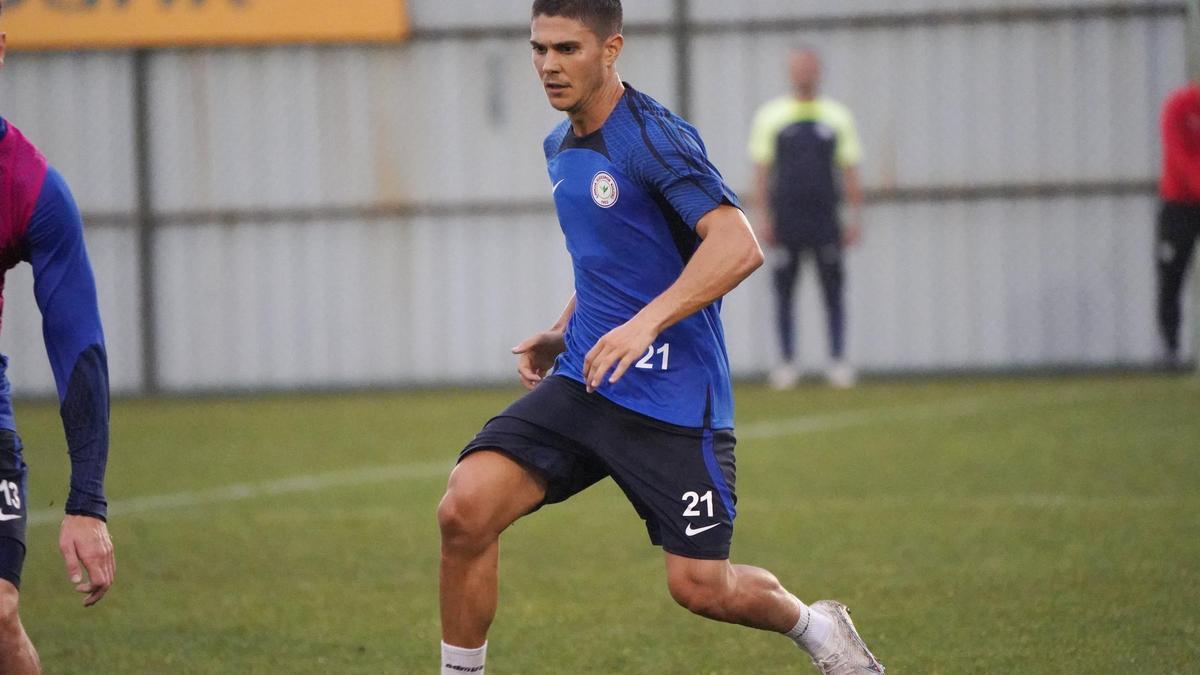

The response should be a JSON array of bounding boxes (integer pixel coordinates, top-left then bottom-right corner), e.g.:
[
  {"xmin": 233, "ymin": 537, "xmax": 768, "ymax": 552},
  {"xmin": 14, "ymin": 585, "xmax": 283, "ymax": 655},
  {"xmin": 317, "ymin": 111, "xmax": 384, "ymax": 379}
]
[{"xmin": 3, "ymin": 0, "xmax": 409, "ymax": 51}]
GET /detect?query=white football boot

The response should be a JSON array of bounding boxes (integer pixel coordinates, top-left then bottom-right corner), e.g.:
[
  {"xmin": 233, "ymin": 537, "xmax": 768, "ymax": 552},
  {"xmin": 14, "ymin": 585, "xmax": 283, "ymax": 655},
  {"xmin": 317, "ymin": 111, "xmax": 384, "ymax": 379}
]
[
  {"xmin": 807, "ymin": 600, "xmax": 885, "ymax": 675},
  {"xmin": 826, "ymin": 361, "xmax": 857, "ymax": 389},
  {"xmin": 769, "ymin": 363, "xmax": 800, "ymax": 390}
]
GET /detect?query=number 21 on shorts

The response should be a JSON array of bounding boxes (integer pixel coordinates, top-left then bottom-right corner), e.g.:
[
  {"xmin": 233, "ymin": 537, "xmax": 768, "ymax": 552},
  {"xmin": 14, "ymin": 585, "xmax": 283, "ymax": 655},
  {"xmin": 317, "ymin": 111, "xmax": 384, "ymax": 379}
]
[{"xmin": 682, "ymin": 490, "xmax": 714, "ymax": 518}]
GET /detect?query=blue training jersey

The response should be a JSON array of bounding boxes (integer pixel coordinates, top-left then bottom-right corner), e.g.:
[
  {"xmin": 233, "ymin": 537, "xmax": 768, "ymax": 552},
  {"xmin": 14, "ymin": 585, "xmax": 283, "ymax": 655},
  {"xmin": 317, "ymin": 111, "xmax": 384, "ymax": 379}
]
[{"xmin": 545, "ymin": 84, "xmax": 741, "ymax": 430}]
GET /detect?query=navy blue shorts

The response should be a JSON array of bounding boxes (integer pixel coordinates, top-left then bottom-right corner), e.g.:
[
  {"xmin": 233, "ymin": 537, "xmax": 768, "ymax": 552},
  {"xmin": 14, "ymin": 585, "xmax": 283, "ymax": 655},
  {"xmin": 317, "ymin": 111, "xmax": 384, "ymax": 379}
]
[
  {"xmin": 460, "ymin": 376, "xmax": 737, "ymax": 560},
  {"xmin": 0, "ymin": 429, "xmax": 28, "ymax": 589}
]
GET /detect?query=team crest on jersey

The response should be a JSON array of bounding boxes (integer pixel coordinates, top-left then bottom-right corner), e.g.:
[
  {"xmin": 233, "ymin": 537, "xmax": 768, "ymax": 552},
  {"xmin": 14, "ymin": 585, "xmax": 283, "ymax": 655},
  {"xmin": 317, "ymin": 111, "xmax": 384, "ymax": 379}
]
[{"xmin": 591, "ymin": 171, "xmax": 619, "ymax": 208}]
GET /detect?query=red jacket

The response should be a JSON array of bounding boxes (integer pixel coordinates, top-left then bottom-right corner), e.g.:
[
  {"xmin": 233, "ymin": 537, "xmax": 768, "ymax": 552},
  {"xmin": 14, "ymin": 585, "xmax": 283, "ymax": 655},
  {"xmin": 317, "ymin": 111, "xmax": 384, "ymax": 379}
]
[{"xmin": 1161, "ymin": 84, "xmax": 1200, "ymax": 203}]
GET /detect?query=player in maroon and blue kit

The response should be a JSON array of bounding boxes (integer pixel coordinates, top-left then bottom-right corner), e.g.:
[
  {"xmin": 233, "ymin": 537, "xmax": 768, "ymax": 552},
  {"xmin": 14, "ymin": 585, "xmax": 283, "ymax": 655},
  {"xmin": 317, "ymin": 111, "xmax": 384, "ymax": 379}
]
[
  {"xmin": 1, "ymin": 3, "xmax": 116, "ymax": 672},
  {"xmin": 1158, "ymin": 81, "xmax": 1200, "ymax": 365}
]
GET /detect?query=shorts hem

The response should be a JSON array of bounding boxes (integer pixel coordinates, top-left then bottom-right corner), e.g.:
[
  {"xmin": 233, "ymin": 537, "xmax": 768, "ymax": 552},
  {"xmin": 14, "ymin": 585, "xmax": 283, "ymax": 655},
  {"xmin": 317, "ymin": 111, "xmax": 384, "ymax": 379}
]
[
  {"xmin": 0, "ymin": 536, "xmax": 25, "ymax": 590},
  {"xmin": 457, "ymin": 443, "xmax": 554, "ymax": 510},
  {"xmin": 0, "ymin": 570, "xmax": 20, "ymax": 590},
  {"xmin": 661, "ymin": 544, "xmax": 731, "ymax": 561}
]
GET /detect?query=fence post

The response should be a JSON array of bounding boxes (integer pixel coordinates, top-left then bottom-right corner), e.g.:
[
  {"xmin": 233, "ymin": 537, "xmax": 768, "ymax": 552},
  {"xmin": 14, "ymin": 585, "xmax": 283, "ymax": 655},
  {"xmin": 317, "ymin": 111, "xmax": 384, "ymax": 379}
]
[
  {"xmin": 133, "ymin": 49, "xmax": 160, "ymax": 394},
  {"xmin": 673, "ymin": 0, "xmax": 692, "ymax": 120}
]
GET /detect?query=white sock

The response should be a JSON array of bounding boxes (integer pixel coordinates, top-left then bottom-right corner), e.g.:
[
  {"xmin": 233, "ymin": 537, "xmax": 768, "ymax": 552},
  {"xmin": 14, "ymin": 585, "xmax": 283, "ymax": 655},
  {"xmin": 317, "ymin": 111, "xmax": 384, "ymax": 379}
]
[
  {"xmin": 784, "ymin": 597, "xmax": 835, "ymax": 656},
  {"xmin": 441, "ymin": 641, "xmax": 487, "ymax": 675}
]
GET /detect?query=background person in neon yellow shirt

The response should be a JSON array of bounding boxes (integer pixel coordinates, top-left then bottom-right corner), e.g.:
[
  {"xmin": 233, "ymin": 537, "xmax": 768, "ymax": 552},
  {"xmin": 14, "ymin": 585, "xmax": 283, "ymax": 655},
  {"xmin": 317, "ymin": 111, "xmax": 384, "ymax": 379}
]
[{"xmin": 749, "ymin": 48, "xmax": 863, "ymax": 389}]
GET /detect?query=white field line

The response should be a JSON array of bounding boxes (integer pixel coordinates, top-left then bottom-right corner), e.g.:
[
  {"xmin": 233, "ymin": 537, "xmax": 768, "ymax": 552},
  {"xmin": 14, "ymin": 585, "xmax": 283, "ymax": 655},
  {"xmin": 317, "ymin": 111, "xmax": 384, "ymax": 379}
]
[
  {"xmin": 27, "ymin": 461, "xmax": 451, "ymax": 527},
  {"xmin": 24, "ymin": 385, "xmax": 1115, "ymax": 528},
  {"xmin": 737, "ymin": 396, "xmax": 995, "ymax": 440}
]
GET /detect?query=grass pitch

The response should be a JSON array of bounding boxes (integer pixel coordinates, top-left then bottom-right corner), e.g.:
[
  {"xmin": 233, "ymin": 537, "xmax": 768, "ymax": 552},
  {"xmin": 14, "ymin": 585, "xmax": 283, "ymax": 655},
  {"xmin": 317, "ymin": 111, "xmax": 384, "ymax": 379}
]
[{"xmin": 14, "ymin": 374, "xmax": 1200, "ymax": 673}]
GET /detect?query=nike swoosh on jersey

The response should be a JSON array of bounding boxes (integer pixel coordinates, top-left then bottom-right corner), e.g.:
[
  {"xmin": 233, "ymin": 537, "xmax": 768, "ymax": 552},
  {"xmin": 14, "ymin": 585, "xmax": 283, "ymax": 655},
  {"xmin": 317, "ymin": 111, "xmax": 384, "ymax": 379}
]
[
  {"xmin": 0, "ymin": 513, "xmax": 22, "ymax": 522},
  {"xmin": 685, "ymin": 522, "xmax": 720, "ymax": 537},
  {"xmin": 552, "ymin": 179, "xmax": 566, "ymax": 194}
]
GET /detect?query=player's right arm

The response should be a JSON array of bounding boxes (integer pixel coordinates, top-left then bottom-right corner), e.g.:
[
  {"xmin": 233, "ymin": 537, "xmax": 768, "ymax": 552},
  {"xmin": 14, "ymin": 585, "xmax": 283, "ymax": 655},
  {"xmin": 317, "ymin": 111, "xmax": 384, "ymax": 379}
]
[
  {"xmin": 511, "ymin": 294, "xmax": 575, "ymax": 390},
  {"xmin": 582, "ymin": 205, "xmax": 763, "ymax": 391}
]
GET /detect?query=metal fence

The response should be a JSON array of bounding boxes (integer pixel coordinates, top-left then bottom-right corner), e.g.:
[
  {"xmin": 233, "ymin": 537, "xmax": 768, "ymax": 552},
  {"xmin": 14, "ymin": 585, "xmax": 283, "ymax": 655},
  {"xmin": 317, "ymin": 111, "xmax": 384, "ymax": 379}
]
[{"xmin": 0, "ymin": 1, "xmax": 1189, "ymax": 396}]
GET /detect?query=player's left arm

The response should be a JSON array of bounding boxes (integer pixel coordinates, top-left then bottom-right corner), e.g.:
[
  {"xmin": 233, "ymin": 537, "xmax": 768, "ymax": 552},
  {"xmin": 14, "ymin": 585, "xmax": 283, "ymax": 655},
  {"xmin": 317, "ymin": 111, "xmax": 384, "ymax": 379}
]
[
  {"xmin": 582, "ymin": 205, "xmax": 763, "ymax": 391},
  {"xmin": 841, "ymin": 165, "xmax": 864, "ymax": 247},
  {"xmin": 835, "ymin": 105, "xmax": 865, "ymax": 247},
  {"xmin": 25, "ymin": 167, "xmax": 115, "ymax": 607}
]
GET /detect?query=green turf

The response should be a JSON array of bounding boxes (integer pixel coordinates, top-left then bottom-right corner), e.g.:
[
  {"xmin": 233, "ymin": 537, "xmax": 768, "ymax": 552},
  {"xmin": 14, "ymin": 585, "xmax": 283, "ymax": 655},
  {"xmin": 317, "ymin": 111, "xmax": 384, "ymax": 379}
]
[{"xmin": 12, "ymin": 374, "xmax": 1200, "ymax": 674}]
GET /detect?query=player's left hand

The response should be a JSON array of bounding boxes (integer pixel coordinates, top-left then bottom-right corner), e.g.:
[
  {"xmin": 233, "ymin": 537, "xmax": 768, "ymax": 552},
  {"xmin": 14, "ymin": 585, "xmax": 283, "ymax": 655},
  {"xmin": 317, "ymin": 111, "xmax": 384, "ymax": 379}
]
[
  {"xmin": 59, "ymin": 514, "xmax": 115, "ymax": 607},
  {"xmin": 583, "ymin": 317, "xmax": 659, "ymax": 393},
  {"xmin": 842, "ymin": 222, "xmax": 863, "ymax": 248}
]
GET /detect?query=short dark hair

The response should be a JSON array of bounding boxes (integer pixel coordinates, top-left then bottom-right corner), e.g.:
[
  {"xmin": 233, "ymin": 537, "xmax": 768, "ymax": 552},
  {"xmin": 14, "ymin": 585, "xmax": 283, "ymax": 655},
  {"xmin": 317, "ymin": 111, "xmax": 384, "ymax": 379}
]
[{"xmin": 531, "ymin": 0, "xmax": 623, "ymax": 39}]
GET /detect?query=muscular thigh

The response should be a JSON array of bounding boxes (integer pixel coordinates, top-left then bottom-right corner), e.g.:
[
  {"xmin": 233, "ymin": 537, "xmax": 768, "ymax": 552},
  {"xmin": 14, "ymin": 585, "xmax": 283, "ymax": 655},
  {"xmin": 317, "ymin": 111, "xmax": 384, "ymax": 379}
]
[
  {"xmin": 444, "ymin": 450, "xmax": 548, "ymax": 533},
  {"xmin": 455, "ymin": 377, "xmax": 612, "ymax": 520}
]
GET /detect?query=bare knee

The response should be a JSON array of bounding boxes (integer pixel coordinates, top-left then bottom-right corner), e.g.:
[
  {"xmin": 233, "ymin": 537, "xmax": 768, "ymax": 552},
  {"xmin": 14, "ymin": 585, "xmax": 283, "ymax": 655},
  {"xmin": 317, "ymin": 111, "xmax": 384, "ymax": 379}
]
[
  {"xmin": 0, "ymin": 581, "xmax": 40, "ymax": 674},
  {"xmin": 437, "ymin": 450, "xmax": 546, "ymax": 556},
  {"xmin": 667, "ymin": 567, "xmax": 732, "ymax": 620},
  {"xmin": 436, "ymin": 491, "xmax": 494, "ymax": 555},
  {"xmin": 0, "ymin": 582, "xmax": 21, "ymax": 637}
]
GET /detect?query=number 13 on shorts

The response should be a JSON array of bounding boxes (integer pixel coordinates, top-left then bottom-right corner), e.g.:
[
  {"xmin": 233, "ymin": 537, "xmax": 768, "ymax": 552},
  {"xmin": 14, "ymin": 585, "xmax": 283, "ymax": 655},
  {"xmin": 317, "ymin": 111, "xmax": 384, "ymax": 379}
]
[{"xmin": 0, "ymin": 480, "xmax": 20, "ymax": 510}]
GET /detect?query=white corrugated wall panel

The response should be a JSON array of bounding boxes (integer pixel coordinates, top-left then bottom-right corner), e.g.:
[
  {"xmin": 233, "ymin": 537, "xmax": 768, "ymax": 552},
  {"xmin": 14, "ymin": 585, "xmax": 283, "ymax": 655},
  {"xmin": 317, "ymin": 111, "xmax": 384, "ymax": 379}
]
[
  {"xmin": 723, "ymin": 194, "xmax": 1161, "ymax": 375},
  {"xmin": 0, "ymin": 226, "xmax": 144, "ymax": 397},
  {"xmin": 407, "ymin": 0, "xmax": 673, "ymax": 29},
  {"xmin": 153, "ymin": 216, "xmax": 574, "ymax": 391},
  {"xmin": 149, "ymin": 194, "xmax": 1160, "ymax": 391},
  {"xmin": 690, "ymin": 14, "xmax": 1184, "ymax": 193},
  {"xmin": 149, "ymin": 36, "xmax": 675, "ymax": 212},
  {"xmin": 691, "ymin": 0, "xmax": 1181, "ymax": 22},
  {"xmin": 0, "ymin": 52, "xmax": 136, "ymax": 213}
]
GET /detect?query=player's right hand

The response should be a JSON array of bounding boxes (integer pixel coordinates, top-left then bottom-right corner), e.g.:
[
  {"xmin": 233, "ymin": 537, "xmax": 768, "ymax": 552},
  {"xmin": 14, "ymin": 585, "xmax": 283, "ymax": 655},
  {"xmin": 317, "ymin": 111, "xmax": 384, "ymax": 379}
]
[
  {"xmin": 512, "ymin": 331, "xmax": 567, "ymax": 390},
  {"xmin": 59, "ymin": 514, "xmax": 115, "ymax": 607}
]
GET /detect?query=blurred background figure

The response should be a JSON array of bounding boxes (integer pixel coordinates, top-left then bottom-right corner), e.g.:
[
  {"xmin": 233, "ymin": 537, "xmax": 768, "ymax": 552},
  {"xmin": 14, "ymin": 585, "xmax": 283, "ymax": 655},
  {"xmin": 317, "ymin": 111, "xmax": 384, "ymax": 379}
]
[
  {"xmin": 748, "ymin": 48, "xmax": 863, "ymax": 390},
  {"xmin": 1157, "ymin": 78, "xmax": 1200, "ymax": 367}
]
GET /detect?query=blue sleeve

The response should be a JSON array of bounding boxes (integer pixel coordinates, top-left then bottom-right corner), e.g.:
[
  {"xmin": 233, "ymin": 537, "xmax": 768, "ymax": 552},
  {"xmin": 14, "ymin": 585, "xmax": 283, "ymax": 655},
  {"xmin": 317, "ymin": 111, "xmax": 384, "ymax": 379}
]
[
  {"xmin": 631, "ymin": 114, "xmax": 741, "ymax": 229},
  {"xmin": 26, "ymin": 167, "xmax": 110, "ymax": 521}
]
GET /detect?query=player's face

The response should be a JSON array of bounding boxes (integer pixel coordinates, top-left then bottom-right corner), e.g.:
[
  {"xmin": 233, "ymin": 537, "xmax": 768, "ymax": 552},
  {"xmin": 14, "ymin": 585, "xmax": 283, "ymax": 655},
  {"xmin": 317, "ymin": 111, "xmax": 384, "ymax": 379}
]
[
  {"xmin": 789, "ymin": 52, "xmax": 821, "ymax": 94},
  {"xmin": 530, "ymin": 15, "xmax": 619, "ymax": 114}
]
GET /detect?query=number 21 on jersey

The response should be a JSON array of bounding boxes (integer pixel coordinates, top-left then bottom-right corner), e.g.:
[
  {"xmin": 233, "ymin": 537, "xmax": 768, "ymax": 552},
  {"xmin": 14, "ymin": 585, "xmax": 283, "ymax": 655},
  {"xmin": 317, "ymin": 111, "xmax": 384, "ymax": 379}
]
[{"xmin": 635, "ymin": 342, "xmax": 670, "ymax": 371}]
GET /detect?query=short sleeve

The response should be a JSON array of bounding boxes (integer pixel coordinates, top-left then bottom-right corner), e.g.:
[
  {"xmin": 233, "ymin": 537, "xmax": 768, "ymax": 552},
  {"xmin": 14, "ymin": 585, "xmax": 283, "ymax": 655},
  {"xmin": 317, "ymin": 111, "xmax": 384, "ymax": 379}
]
[
  {"xmin": 633, "ymin": 117, "xmax": 741, "ymax": 230},
  {"xmin": 832, "ymin": 105, "xmax": 863, "ymax": 168}
]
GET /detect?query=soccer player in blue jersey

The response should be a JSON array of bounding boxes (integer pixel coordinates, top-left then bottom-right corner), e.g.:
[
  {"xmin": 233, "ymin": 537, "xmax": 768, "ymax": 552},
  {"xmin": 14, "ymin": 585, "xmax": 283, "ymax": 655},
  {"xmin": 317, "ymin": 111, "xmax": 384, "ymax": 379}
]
[
  {"xmin": 436, "ymin": 2, "xmax": 884, "ymax": 674},
  {"xmin": 0, "ymin": 3, "xmax": 116, "ymax": 672}
]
